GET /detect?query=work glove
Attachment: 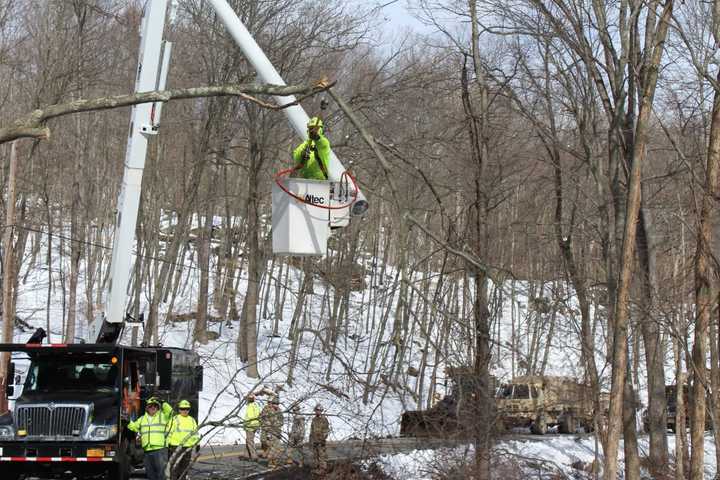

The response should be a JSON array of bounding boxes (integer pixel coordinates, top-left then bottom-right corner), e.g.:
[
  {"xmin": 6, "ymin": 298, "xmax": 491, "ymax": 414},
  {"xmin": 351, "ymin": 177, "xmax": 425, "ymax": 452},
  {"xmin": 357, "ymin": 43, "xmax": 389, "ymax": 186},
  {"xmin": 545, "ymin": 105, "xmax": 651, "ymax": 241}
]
[
  {"xmin": 195, "ymin": 445, "xmax": 200, "ymax": 453},
  {"xmin": 316, "ymin": 76, "xmax": 330, "ymax": 89}
]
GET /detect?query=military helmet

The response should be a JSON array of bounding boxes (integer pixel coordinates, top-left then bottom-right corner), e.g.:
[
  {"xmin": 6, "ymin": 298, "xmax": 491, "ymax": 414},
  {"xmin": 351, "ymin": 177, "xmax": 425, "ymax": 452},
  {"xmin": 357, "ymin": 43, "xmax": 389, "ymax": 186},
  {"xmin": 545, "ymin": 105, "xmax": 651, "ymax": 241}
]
[
  {"xmin": 314, "ymin": 403, "xmax": 324, "ymax": 412},
  {"xmin": 178, "ymin": 399, "xmax": 191, "ymax": 409},
  {"xmin": 307, "ymin": 117, "xmax": 323, "ymax": 129}
]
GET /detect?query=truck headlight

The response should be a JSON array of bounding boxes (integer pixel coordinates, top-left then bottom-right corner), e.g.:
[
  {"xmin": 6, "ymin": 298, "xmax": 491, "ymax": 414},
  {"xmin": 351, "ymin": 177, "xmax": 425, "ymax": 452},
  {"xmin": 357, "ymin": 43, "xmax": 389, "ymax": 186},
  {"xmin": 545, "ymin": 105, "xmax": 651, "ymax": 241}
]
[
  {"xmin": 84, "ymin": 424, "xmax": 117, "ymax": 441},
  {"xmin": 0, "ymin": 425, "xmax": 14, "ymax": 440}
]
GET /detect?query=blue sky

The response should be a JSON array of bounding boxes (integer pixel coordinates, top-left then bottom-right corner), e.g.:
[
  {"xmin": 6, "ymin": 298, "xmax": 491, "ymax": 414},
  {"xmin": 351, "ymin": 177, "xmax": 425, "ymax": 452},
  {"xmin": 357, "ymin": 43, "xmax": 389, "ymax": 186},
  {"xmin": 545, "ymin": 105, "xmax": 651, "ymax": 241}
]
[{"xmin": 347, "ymin": 0, "xmax": 431, "ymax": 37}]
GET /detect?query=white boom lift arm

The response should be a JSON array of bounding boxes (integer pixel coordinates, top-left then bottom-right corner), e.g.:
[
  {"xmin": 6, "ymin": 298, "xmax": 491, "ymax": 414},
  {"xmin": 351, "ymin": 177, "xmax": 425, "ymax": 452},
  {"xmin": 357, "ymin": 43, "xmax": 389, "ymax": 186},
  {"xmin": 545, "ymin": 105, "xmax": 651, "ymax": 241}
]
[{"xmin": 90, "ymin": 0, "xmax": 367, "ymax": 343}]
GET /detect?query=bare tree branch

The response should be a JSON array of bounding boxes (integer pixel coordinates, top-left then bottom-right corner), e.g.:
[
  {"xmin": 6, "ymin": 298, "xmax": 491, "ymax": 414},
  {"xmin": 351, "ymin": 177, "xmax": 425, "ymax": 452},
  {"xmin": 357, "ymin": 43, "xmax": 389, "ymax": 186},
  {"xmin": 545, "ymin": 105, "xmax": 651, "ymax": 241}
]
[{"xmin": 0, "ymin": 81, "xmax": 334, "ymax": 144}]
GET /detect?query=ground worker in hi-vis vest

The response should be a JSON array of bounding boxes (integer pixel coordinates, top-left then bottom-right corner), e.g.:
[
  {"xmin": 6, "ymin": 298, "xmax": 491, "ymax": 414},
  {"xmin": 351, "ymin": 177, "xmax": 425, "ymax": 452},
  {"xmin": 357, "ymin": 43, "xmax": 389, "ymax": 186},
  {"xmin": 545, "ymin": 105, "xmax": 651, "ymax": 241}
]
[
  {"xmin": 167, "ymin": 399, "xmax": 200, "ymax": 480},
  {"xmin": 127, "ymin": 397, "xmax": 173, "ymax": 480},
  {"xmin": 292, "ymin": 117, "xmax": 331, "ymax": 180},
  {"xmin": 243, "ymin": 394, "xmax": 261, "ymax": 459}
]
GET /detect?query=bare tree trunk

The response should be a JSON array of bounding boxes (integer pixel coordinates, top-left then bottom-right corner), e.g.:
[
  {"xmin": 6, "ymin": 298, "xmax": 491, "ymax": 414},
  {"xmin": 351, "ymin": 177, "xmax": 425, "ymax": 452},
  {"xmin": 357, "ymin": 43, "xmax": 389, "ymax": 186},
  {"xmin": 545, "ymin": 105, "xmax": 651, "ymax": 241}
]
[
  {"xmin": 623, "ymin": 357, "xmax": 640, "ymax": 480},
  {"xmin": 239, "ymin": 130, "xmax": 263, "ymax": 378},
  {"xmin": 466, "ymin": 5, "xmax": 492, "ymax": 473},
  {"xmin": 195, "ymin": 209, "xmax": 211, "ymax": 345},
  {"xmin": 675, "ymin": 340, "xmax": 689, "ymax": 480},
  {"xmin": 690, "ymin": 67, "xmax": 720, "ymax": 480},
  {"xmin": 604, "ymin": 4, "xmax": 674, "ymax": 476},
  {"xmin": 0, "ymin": 141, "xmax": 18, "ymax": 414},
  {"xmin": 64, "ymin": 187, "xmax": 82, "ymax": 343},
  {"xmin": 708, "ymin": 316, "xmax": 720, "ymax": 473},
  {"xmin": 44, "ymin": 197, "xmax": 54, "ymax": 343},
  {"xmin": 637, "ymin": 206, "xmax": 668, "ymax": 477}
]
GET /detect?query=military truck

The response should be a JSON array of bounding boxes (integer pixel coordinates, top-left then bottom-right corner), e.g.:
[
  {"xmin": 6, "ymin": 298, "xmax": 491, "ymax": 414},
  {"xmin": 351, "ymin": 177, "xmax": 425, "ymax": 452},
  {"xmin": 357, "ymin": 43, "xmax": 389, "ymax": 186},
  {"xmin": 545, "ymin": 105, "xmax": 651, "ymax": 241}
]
[
  {"xmin": 0, "ymin": 341, "xmax": 203, "ymax": 480},
  {"xmin": 400, "ymin": 367, "xmax": 496, "ymax": 437},
  {"xmin": 495, "ymin": 375, "xmax": 597, "ymax": 434}
]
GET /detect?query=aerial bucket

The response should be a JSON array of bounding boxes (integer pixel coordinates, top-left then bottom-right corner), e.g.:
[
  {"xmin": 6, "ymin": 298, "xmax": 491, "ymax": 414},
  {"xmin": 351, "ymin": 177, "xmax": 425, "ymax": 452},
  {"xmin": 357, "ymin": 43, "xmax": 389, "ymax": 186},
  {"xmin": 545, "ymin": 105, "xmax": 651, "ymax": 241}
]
[
  {"xmin": 272, "ymin": 168, "xmax": 360, "ymax": 256},
  {"xmin": 272, "ymin": 177, "xmax": 330, "ymax": 256}
]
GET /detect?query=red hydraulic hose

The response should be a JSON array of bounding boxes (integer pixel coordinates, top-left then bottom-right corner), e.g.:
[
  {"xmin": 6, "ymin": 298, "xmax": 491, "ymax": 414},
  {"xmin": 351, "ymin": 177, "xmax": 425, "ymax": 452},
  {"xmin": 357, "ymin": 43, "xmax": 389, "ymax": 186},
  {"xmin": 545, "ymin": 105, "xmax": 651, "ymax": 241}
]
[{"xmin": 273, "ymin": 168, "xmax": 359, "ymax": 210}]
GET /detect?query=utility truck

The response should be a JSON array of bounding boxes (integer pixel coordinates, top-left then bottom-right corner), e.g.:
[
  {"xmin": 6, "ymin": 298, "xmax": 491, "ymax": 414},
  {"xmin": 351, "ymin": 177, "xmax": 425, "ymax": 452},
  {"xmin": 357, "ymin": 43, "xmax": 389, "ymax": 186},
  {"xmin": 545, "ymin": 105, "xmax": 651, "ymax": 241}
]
[{"xmin": 0, "ymin": 342, "xmax": 201, "ymax": 480}]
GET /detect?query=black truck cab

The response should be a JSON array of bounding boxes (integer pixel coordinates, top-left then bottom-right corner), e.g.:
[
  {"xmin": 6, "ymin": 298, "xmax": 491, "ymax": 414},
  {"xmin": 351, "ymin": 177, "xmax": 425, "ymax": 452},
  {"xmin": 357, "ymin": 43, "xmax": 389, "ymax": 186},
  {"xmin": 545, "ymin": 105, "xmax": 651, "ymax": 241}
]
[{"xmin": 0, "ymin": 343, "xmax": 202, "ymax": 480}]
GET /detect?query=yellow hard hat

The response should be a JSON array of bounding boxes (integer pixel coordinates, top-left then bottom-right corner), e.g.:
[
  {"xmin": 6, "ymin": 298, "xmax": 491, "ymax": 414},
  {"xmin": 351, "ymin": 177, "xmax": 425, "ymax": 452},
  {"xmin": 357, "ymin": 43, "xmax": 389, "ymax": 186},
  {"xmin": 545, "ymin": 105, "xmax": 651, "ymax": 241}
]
[{"xmin": 307, "ymin": 117, "xmax": 323, "ymax": 129}]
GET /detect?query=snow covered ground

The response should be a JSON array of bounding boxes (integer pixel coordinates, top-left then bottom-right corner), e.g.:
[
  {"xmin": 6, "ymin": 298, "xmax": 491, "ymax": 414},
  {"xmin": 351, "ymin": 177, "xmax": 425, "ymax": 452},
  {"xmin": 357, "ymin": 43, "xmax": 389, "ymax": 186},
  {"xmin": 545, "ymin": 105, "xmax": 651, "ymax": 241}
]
[{"xmin": 376, "ymin": 434, "xmax": 718, "ymax": 479}]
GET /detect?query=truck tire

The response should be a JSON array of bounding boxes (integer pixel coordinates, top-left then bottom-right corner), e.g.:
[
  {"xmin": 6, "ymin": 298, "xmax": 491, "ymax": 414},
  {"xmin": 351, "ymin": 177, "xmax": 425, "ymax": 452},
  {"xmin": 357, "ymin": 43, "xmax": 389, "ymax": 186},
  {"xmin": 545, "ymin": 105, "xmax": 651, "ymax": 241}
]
[
  {"xmin": 494, "ymin": 416, "xmax": 507, "ymax": 435},
  {"xmin": 109, "ymin": 439, "xmax": 132, "ymax": 480},
  {"xmin": 5, "ymin": 468, "xmax": 21, "ymax": 480},
  {"xmin": 531, "ymin": 415, "xmax": 547, "ymax": 435},
  {"xmin": 107, "ymin": 460, "xmax": 131, "ymax": 480},
  {"xmin": 583, "ymin": 420, "xmax": 595, "ymax": 433},
  {"xmin": 559, "ymin": 414, "xmax": 575, "ymax": 434}
]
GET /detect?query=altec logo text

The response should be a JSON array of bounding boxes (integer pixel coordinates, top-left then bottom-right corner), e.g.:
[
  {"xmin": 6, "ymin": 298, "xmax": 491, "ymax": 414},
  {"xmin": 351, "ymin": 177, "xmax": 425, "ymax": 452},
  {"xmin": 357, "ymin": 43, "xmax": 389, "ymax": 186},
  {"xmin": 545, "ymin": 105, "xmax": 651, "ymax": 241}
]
[{"xmin": 305, "ymin": 194, "xmax": 325, "ymax": 205}]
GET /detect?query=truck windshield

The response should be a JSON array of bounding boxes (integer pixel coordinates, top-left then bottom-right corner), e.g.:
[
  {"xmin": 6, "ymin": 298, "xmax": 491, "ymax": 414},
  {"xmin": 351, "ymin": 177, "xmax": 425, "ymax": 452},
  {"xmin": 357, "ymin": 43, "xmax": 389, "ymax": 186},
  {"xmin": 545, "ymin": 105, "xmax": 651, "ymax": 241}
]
[{"xmin": 23, "ymin": 355, "xmax": 118, "ymax": 392}]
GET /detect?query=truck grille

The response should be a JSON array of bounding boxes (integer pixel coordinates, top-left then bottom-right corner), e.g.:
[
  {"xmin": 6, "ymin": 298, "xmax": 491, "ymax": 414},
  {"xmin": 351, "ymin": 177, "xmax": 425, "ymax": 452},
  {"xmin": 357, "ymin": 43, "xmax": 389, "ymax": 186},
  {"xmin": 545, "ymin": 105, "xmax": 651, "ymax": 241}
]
[{"xmin": 16, "ymin": 404, "xmax": 88, "ymax": 437}]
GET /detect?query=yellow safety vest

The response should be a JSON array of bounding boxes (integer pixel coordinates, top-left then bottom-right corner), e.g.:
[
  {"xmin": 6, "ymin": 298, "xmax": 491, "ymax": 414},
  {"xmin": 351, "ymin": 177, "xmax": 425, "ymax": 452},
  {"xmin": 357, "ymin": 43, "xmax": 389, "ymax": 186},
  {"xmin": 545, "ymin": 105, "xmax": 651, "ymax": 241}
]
[
  {"xmin": 244, "ymin": 403, "xmax": 261, "ymax": 431},
  {"xmin": 128, "ymin": 403, "xmax": 173, "ymax": 452},
  {"xmin": 167, "ymin": 415, "xmax": 200, "ymax": 447}
]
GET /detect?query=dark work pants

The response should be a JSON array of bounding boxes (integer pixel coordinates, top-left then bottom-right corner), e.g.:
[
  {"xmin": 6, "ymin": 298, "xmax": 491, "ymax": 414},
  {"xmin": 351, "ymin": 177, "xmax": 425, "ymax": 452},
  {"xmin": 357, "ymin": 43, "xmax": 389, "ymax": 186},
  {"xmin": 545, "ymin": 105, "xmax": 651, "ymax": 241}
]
[{"xmin": 144, "ymin": 448, "xmax": 168, "ymax": 480}]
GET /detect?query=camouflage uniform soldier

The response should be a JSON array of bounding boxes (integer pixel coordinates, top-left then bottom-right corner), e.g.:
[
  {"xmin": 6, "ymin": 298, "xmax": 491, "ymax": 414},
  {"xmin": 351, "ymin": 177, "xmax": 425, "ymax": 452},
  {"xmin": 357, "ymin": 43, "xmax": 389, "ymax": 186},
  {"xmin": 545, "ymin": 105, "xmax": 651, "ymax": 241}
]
[
  {"xmin": 310, "ymin": 404, "xmax": 330, "ymax": 476},
  {"xmin": 259, "ymin": 402, "xmax": 273, "ymax": 456},
  {"xmin": 263, "ymin": 397, "xmax": 284, "ymax": 469},
  {"xmin": 288, "ymin": 405, "xmax": 305, "ymax": 466}
]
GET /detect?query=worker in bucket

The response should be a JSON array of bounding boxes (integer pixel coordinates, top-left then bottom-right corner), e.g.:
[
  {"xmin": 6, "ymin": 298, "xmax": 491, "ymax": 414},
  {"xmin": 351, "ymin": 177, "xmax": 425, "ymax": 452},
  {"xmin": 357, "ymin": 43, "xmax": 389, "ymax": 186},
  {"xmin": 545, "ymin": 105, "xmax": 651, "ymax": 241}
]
[{"xmin": 292, "ymin": 117, "xmax": 331, "ymax": 180}]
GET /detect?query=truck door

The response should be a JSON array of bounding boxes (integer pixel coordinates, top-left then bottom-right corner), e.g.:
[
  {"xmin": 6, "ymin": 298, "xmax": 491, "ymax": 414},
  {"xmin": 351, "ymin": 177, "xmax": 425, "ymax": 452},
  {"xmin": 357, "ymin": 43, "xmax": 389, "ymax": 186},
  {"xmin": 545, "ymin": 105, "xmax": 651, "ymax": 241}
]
[{"xmin": 122, "ymin": 360, "xmax": 141, "ymax": 420}]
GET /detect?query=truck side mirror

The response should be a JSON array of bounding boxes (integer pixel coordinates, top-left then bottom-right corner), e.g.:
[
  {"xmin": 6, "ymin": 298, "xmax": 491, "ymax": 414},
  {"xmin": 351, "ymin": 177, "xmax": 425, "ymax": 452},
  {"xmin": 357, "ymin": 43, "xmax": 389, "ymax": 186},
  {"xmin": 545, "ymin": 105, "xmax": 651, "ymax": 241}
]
[{"xmin": 195, "ymin": 366, "xmax": 203, "ymax": 391}]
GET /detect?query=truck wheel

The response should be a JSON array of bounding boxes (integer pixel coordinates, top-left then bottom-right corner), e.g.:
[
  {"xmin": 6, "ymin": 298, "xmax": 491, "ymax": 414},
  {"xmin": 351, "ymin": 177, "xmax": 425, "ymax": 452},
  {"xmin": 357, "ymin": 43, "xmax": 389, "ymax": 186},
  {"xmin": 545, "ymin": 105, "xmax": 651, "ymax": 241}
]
[
  {"xmin": 107, "ymin": 462, "xmax": 130, "ymax": 480},
  {"xmin": 110, "ymin": 439, "xmax": 132, "ymax": 480},
  {"xmin": 5, "ymin": 468, "xmax": 21, "ymax": 480},
  {"xmin": 531, "ymin": 415, "xmax": 547, "ymax": 435},
  {"xmin": 559, "ymin": 414, "xmax": 575, "ymax": 434}
]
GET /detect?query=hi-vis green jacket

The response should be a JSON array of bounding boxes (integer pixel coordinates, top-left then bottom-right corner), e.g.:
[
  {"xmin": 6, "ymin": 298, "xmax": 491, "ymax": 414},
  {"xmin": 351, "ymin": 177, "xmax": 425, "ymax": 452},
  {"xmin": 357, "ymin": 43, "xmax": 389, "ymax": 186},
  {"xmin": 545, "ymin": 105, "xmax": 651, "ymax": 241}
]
[
  {"xmin": 244, "ymin": 402, "xmax": 261, "ymax": 431},
  {"xmin": 127, "ymin": 402, "xmax": 173, "ymax": 451},
  {"xmin": 292, "ymin": 133, "xmax": 331, "ymax": 180},
  {"xmin": 167, "ymin": 414, "xmax": 200, "ymax": 447}
]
